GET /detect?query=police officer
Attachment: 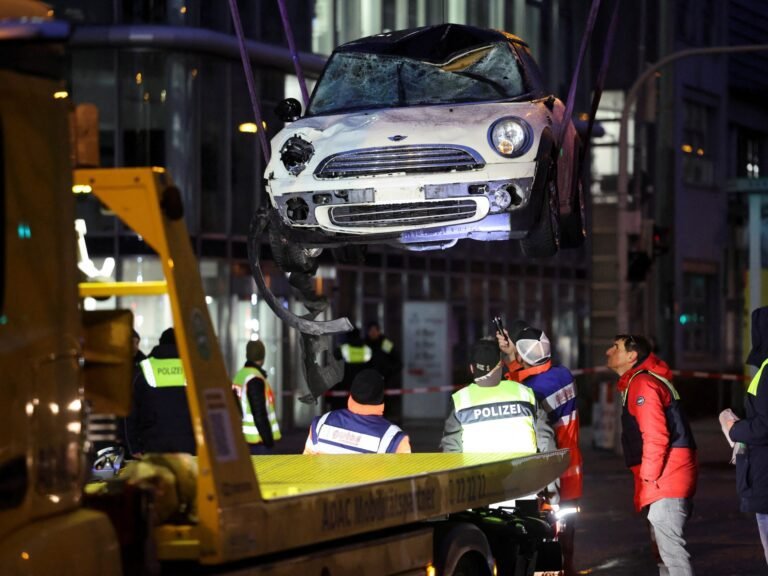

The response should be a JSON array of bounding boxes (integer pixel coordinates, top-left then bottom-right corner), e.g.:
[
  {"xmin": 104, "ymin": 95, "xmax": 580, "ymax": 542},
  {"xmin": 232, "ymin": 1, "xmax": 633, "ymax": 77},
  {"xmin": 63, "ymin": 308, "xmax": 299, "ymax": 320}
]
[
  {"xmin": 304, "ymin": 369, "xmax": 411, "ymax": 454},
  {"xmin": 440, "ymin": 338, "xmax": 537, "ymax": 455},
  {"xmin": 232, "ymin": 340, "xmax": 281, "ymax": 455},
  {"xmin": 125, "ymin": 328, "xmax": 195, "ymax": 456}
]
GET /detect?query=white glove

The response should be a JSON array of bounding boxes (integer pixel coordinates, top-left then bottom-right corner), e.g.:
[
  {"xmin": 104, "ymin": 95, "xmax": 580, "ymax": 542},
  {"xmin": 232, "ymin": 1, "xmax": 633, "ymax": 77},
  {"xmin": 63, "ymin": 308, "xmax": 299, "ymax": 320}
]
[{"xmin": 719, "ymin": 409, "xmax": 739, "ymax": 448}]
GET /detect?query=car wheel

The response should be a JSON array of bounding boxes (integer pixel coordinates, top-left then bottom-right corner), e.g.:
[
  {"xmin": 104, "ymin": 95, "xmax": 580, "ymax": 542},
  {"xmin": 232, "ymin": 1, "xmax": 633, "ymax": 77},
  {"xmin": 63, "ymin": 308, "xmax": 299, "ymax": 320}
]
[
  {"xmin": 520, "ymin": 167, "xmax": 559, "ymax": 259},
  {"xmin": 267, "ymin": 210, "xmax": 320, "ymax": 274},
  {"xmin": 559, "ymin": 171, "xmax": 586, "ymax": 249}
]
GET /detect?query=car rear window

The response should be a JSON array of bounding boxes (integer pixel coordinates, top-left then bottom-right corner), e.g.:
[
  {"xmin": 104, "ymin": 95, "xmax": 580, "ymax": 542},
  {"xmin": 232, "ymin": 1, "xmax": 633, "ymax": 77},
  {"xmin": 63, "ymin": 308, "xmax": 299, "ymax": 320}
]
[{"xmin": 308, "ymin": 42, "xmax": 528, "ymax": 116}]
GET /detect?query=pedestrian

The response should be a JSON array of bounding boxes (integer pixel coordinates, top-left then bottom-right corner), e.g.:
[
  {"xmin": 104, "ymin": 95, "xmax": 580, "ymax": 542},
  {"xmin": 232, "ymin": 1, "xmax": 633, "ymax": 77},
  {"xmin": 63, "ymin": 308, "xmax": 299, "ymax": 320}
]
[
  {"xmin": 440, "ymin": 338, "xmax": 537, "ymax": 455},
  {"xmin": 606, "ymin": 334, "xmax": 697, "ymax": 576},
  {"xmin": 721, "ymin": 306, "xmax": 768, "ymax": 566},
  {"xmin": 232, "ymin": 340, "xmax": 281, "ymax": 455},
  {"xmin": 304, "ymin": 368, "xmax": 411, "ymax": 454},
  {"xmin": 365, "ymin": 321, "xmax": 403, "ymax": 422},
  {"xmin": 497, "ymin": 324, "xmax": 583, "ymax": 576},
  {"xmin": 125, "ymin": 328, "xmax": 195, "ymax": 456},
  {"xmin": 330, "ymin": 329, "xmax": 372, "ymax": 411},
  {"xmin": 132, "ymin": 328, "xmax": 146, "ymax": 364}
]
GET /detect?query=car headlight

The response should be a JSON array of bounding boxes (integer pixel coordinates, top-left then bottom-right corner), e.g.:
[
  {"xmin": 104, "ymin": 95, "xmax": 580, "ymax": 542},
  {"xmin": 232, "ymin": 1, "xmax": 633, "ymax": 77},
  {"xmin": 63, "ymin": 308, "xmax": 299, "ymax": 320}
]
[
  {"xmin": 280, "ymin": 135, "xmax": 314, "ymax": 176},
  {"xmin": 489, "ymin": 117, "xmax": 532, "ymax": 158}
]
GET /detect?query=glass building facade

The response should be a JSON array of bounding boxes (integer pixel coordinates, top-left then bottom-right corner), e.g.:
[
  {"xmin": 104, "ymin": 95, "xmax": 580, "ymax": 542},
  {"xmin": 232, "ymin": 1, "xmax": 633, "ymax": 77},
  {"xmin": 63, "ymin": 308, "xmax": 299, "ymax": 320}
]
[{"xmin": 56, "ymin": 0, "xmax": 591, "ymax": 427}]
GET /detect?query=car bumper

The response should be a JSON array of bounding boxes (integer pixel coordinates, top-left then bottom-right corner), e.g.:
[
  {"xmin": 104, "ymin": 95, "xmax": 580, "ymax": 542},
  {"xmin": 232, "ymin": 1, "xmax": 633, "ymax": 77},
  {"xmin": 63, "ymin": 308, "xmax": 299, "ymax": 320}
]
[{"xmin": 269, "ymin": 162, "xmax": 540, "ymax": 247}]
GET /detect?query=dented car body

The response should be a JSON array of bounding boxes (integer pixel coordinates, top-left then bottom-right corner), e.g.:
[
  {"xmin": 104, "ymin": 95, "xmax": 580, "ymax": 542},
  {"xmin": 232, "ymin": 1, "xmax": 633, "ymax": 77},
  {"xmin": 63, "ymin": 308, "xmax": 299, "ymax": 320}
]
[{"xmin": 265, "ymin": 24, "xmax": 585, "ymax": 258}]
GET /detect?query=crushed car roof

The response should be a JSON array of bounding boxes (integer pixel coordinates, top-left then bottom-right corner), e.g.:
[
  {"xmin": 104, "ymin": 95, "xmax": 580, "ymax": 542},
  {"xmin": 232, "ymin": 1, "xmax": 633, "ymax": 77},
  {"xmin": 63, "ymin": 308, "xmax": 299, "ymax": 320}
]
[{"xmin": 336, "ymin": 23, "xmax": 527, "ymax": 65}]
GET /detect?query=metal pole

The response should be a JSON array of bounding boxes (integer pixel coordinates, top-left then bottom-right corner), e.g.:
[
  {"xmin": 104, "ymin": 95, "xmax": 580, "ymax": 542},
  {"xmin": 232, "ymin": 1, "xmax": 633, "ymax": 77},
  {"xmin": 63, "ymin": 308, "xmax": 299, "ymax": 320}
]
[
  {"xmin": 616, "ymin": 44, "xmax": 768, "ymax": 333},
  {"xmin": 749, "ymin": 193, "xmax": 762, "ymax": 313}
]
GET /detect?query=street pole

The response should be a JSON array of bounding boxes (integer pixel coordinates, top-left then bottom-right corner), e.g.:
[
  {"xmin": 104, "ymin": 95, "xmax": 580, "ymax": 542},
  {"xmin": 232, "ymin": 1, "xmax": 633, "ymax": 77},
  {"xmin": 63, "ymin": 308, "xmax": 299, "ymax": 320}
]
[{"xmin": 616, "ymin": 44, "xmax": 768, "ymax": 333}]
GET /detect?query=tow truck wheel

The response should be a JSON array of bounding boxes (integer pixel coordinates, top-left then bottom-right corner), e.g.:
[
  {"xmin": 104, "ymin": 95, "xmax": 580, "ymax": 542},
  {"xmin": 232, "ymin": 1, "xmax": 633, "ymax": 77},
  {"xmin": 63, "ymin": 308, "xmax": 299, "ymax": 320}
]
[
  {"xmin": 451, "ymin": 554, "xmax": 489, "ymax": 576},
  {"xmin": 520, "ymin": 163, "xmax": 560, "ymax": 258}
]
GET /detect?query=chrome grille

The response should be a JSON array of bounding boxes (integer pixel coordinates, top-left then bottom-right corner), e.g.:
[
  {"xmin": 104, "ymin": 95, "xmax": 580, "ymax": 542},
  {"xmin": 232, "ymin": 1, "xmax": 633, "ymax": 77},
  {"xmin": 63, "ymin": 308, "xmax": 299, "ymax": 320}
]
[
  {"xmin": 329, "ymin": 199, "xmax": 477, "ymax": 228},
  {"xmin": 315, "ymin": 145, "xmax": 484, "ymax": 179}
]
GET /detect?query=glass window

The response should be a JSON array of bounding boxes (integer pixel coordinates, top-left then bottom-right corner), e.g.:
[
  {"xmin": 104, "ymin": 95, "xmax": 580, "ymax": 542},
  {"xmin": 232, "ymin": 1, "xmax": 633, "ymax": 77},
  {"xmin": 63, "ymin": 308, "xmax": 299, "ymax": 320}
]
[
  {"xmin": 682, "ymin": 100, "xmax": 715, "ymax": 186},
  {"xmin": 308, "ymin": 43, "xmax": 527, "ymax": 116}
]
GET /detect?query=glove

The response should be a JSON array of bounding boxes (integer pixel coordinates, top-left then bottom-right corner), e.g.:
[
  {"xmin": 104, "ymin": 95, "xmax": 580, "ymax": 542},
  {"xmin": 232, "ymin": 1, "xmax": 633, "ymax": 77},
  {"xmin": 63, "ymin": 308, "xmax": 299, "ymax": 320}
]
[{"xmin": 718, "ymin": 409, "xmax": 739, "ymax": 447}]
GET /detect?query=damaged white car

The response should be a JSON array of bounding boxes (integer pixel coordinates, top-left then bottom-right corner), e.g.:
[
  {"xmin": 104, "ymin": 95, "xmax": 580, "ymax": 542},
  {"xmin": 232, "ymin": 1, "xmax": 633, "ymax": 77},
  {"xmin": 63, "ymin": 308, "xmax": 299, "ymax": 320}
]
[{"xmin": 264, "ymin": 23, "xmax": 585, "ymax": 264}]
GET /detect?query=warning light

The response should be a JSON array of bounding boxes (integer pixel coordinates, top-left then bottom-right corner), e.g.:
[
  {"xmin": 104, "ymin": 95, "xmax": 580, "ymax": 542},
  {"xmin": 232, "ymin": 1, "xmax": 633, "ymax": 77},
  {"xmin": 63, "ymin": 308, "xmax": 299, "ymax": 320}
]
[
  {"xmin": 681, "ymin": 144, "xmax": 693, "ymax": 154},
  {"xmin": 679, "ymin": 314, "xmax": 689, "ymax": 325},
  {"xmin": 17, "ymin": 223, "xmax": 31, "ymax": 239},
  {"xmin": 239, "ymin": 121, "xmax": 268, "ymax": 134}
]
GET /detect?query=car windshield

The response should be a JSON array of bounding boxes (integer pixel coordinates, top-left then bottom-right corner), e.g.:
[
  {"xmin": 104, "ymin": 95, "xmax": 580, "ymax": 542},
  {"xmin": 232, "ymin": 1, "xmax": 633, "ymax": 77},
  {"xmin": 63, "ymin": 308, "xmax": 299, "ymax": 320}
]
[{"xmin": 307, "ymin": 42, "xmax": 528, "ymax": 116}]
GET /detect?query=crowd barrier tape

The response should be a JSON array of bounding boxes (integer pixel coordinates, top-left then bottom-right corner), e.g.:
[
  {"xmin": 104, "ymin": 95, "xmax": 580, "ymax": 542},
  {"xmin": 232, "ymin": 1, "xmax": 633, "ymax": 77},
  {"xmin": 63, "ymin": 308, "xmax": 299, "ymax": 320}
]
[{"xmin": 283, "ymin": 366, "xmax": 750, "ymax": 397}]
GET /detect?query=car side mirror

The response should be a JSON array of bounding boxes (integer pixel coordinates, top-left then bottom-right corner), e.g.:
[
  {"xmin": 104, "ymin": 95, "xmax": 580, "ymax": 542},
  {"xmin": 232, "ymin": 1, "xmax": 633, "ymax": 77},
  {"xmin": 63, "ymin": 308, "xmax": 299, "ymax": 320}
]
[{"xmin": 276, "ymin": 98, "xmax": 302, "ymax": 122}]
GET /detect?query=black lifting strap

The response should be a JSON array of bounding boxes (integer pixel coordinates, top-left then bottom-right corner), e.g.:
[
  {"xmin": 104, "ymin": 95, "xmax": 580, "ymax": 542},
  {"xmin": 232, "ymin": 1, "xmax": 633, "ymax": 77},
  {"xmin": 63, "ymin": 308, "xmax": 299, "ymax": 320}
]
[
  {"xmin": 559, "ymin": 0, "xmax": 621, "ymax": 165},
  {"xmin": 227, "ymin": 0, "xmax": 354, "ymax": 338}
]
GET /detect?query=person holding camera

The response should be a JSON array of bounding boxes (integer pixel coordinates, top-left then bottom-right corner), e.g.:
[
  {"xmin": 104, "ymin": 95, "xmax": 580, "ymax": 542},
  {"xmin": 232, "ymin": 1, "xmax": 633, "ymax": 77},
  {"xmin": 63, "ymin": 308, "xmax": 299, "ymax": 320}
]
[{"xmin": 496, "ymin": 322, "xmax": 582, "ymax": 576}]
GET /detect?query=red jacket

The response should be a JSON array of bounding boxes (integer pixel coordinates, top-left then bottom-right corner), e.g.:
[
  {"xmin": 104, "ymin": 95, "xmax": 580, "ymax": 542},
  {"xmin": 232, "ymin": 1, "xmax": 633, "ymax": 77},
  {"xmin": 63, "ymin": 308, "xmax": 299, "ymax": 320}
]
[{"xmin": 618, "ymin": 354, "xmax": 698, "ymax": 511}]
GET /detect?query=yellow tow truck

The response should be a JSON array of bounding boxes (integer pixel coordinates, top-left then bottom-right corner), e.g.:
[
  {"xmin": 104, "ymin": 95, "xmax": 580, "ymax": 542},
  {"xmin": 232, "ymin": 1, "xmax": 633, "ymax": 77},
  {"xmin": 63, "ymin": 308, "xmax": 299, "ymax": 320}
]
[{"xmin": 0, "ymin": 2, "xmax": 568, "ymax": 574}]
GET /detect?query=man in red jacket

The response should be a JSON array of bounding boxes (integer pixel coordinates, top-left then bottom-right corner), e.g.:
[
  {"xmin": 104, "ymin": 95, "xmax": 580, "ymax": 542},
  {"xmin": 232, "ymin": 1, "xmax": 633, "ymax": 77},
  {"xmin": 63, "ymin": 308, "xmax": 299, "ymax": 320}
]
[{"xmin": 606, "ymin": 334, "xmax": 697, "ymax": 576}]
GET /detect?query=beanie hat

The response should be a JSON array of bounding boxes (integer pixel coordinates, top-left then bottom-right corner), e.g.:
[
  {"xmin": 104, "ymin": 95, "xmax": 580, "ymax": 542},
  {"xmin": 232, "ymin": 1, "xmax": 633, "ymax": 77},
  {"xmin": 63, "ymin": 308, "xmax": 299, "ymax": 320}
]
[
  {"xmin": 513, "ymin": 327, "xmax": 551, "ymax": 366},
  {"xmin": 351, "ymin": 369, "xmax": 385, "ymax": 405},
  {"xmin": 159, "ymin": 328, "xmax": 176, "ymax": 346},
  {"xmin": 471, "ymin": 339, "xmax": 501, "ymax": 378},
  {"xmin": 246, "ymin": 340, "xmax": 266, "ymax": 363}
]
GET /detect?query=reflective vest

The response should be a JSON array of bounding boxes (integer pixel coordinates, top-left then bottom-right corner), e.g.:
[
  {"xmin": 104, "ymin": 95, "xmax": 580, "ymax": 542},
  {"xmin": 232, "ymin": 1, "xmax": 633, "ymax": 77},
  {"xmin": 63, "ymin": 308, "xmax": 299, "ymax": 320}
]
[
  {"xmin": 621, "ymin": 370, "xmax": 696, "ymax": 468},
  {"xmin": 233, "ymin": 366, "xmax": 281, "ymax": 445},
  {"xmin": 452, "ymin": 380, "xmax": 537, "ymax": 454},
  {"xmin": 381, "ymin": 338, "xmax": 394, "ymax": 354},
  {"xmin": 748, "ymin": 359, "xmax": 767, "ymax": 396},
  {"xmin": 140, "ymin": 358, "xmax": 185, "ymax": 388},
  {"xmin": 308, "ymin": 409, "xmax": 405, "ymax": 454},
  {"xmin": 340, "ymin": 343, "xmax": 372, "ymax": 364}
]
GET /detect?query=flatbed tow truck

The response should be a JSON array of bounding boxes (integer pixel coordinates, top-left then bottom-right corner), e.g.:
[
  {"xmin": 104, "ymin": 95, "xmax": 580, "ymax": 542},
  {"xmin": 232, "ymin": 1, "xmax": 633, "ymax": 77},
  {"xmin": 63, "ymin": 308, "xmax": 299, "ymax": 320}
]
[{"xmin": 0, "ymin": 2, "xmax": 568, "ymax": 574}]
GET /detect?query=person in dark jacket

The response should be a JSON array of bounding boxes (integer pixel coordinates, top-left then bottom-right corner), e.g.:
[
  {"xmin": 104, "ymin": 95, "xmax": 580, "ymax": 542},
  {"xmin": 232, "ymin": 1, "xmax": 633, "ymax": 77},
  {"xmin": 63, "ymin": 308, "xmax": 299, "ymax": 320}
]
[
  {"xmin": 365, "ymin": 321, "xmax": 403, "ymax": 422},
  {"xmin": 724, "ymin": 306, "xmax": 768, "ymax": 566},
  {"xmin": 606, "ymin": 334, "xmax": 697, "ymax": 576},
  {"xmin": 125, "ymin": 328, "xmax": 195, "ymax": 456},
  {"xmin": 232, "ymin": 340, "xmax": 281, "ymax": 455}
]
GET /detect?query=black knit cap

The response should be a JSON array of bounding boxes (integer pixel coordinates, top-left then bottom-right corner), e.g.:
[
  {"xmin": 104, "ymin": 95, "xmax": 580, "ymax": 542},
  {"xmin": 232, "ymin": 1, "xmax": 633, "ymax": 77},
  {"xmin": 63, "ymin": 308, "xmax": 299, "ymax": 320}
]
[
  {"xmin": 471, "ymin": 339, "xmax": 501, "ymax": 378},
  {"xmin": 159, "ymin": 327, "xmax": 176, "ymax": 346},
  {"xmin": 351, "ymin": 369, "xmax": 385, "ymax": 405},
  {"xmin": 508, "ymin": 319, "xmax": 531, "ymax": 341}
]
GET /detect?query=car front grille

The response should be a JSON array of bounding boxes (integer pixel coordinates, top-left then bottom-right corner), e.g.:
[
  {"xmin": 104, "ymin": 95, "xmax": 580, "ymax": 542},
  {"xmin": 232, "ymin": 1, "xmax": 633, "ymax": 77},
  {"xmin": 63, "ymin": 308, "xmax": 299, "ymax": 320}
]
[
  {"xmin": 328, "ymin": 199, "xmax": 477, "ymax": 228},
  {"xmin": 314, "ymin": 145, "xmax": 484, "ymax": 179}
]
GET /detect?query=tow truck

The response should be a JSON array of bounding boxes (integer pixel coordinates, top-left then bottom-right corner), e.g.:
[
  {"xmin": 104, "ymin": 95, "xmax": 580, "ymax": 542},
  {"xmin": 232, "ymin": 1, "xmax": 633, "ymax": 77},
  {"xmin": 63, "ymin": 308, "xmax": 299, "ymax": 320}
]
[{"xmin": 0, "ymin": 2, "xmax": 568, "ymax": 574}]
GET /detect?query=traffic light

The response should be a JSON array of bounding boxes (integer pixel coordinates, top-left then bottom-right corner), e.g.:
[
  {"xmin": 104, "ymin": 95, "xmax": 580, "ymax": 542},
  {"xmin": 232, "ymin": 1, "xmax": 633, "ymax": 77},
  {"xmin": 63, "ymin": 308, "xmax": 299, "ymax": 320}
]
[{"xmin": 652, "ymin": 225, "xmax": 671, "ymax": 257}]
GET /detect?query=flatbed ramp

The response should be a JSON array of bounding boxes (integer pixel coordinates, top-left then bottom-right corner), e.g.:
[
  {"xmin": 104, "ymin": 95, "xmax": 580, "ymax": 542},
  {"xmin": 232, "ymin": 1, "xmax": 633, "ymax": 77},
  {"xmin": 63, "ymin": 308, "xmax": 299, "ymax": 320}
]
[{"xmin": 156, "ymin": 450, "xmax": 568, "ymax": 563}]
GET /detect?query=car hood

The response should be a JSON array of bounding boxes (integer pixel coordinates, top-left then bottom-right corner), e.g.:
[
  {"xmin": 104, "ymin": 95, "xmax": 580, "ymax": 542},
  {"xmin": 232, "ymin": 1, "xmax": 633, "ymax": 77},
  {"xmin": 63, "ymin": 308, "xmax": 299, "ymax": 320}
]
[{"xmin": 268, "ymin": 101, "xmax": 552, "ymax": 167}]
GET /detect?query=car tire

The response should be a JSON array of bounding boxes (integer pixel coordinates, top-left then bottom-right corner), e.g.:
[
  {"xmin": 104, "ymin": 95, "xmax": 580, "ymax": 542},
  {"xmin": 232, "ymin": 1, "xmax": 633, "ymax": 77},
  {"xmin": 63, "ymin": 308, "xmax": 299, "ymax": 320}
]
[
  {"xmin": 267, "ymin": 211, "xmax": 319, "ymax": 274},
  {"xmin": 520, "ymin": 167, "xmax": 559, "ymax": 259},
  {"xmin": 559, "ymin": 171, "xmax": 586, "ymax": 249}
]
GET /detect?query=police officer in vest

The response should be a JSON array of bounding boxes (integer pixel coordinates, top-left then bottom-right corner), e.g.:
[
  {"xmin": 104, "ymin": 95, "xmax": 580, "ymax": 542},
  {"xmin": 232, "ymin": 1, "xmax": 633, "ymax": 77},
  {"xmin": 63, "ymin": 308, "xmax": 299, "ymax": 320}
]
[
  {"xmin": 304, "ymin": 368, "xmax": 411, "ymax": 454},
  {"xmin": 440, "ymin": 338, "xmax": 538, "ymax": 455},
  {"xmin": 232, "ymin": 340, "xmax": 281, "ymax": 455},
  {"xmin": 125, "ymin": 328, "xmax": 195, "ymax": 456}
]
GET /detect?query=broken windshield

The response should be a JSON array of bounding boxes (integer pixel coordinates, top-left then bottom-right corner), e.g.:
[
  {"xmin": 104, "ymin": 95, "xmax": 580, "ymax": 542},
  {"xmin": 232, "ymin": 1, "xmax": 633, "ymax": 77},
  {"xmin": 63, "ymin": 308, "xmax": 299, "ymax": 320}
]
[{"xmin": 307, "ymin": 43, "xmax": 528, "ymax": 116}]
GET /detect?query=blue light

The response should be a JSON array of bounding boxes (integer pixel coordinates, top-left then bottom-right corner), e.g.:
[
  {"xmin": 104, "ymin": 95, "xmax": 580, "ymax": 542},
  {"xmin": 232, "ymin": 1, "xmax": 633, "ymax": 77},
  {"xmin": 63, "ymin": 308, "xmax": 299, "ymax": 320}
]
[
  {"xmin": 0, "ymin": 315, "xmax": 7, "ymax": 325},
  {"xmin": 17, "ymin": 223, "xmax": 31, "ymax": 239},
  {"xmin": 679, "ymin": 314, "xmax": 689, "ymax": 326}
]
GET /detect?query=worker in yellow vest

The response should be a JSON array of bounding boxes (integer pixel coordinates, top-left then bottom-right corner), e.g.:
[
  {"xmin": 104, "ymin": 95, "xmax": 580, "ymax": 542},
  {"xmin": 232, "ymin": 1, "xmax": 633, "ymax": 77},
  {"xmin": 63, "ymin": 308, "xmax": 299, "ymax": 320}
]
[{"xmin": 232, "ymin": 340, "xmax": 281, "ymax": 454}]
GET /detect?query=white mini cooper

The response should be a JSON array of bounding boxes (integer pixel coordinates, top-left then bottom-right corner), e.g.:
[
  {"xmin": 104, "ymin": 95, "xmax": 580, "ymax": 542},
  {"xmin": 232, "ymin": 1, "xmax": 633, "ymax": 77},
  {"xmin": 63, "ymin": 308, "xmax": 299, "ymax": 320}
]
[{"xmin": 264, "ymin": 23, "xmax": 585, "ymax": 264}]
